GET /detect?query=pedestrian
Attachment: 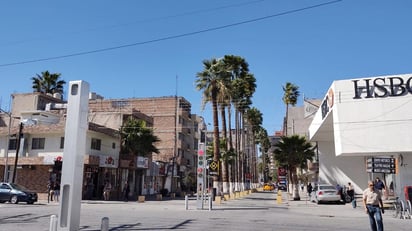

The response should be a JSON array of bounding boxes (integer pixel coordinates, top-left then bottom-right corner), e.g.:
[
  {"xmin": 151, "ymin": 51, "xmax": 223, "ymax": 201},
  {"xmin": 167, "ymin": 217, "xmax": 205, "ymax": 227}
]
[
  {"xmin": 53, "ymin": 181, "xmax": 60, "ymax": 202},
  {"xmin": 363, "ymin": 180, "xmax": 384, "ymax": 231},
  {"xmin": 336, "ymin": 184, "xmax": 344, "ymax": 201},
  {"xmin": 103, "ymin": 180, "xmax": 112, "ymax": 201},
  {"xmin": 347, "ymin": 182, "xmax": 356, "ymax": 208},
  {"xmin": 374, "ymin": 177, "xmax": 385, "ymax": 191},
  {"xmin": 47, "ymin": 181, "xmax": 53, "ymax": 203},
  {"xmin": 307, "ymin": 183, "xmax": 313, "ymax": 197},
  {"xmin": 123, "ymin": 181, "xmax": 130, "ymax": 202}
]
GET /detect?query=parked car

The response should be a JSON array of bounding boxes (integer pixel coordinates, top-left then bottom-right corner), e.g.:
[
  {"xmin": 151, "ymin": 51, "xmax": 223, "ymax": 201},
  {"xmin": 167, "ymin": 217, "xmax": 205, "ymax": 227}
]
[
  {"xmin": 310, "ymin": 184, "xmax": 341, "ymax": 204},
  {"xmin": 277, "ymin": 183, "xmax": 287, "ymax": 191},
  {"xmin": 0, "ymin": 182, "xmax": 38, "ymax": 204},
  {"xmin": 263, "ymin": 183, "xmax": 275, "ymax": 191}
]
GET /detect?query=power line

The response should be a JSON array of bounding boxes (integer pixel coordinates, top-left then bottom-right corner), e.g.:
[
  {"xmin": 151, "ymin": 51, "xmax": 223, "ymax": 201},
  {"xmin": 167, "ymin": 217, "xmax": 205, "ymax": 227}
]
[{"xmin": 0, "ymin": 0, "xmax": 342, "ymax": 67}]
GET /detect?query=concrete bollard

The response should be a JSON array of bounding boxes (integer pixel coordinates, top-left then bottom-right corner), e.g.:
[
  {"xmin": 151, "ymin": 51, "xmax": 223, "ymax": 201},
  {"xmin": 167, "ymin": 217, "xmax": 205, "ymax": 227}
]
[
  {"xmin": 277, "ymin": 191, "xmax": 282, "ymax": 204},
  {"xmin": 101, "ymin": 217, "xmax": 109, "ymax": 231},
  {"xmin": 185, "ymin": 195, "xmax": 189, "ymax": 210},
  {"xmin": 49, "ymin": 215, "xmax": 57, "ymax": 231}
]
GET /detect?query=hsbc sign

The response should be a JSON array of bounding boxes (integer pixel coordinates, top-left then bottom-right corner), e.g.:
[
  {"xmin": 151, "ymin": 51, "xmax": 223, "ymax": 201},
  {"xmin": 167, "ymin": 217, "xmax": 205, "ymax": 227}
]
[{"xmin": 353, "ymin": 76, "xmax": 412, "ymax": 99}]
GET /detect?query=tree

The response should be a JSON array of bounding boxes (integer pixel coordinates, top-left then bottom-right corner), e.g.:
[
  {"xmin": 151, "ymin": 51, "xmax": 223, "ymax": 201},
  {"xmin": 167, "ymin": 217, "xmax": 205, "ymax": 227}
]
[
  {"xmin": 196, "ymin": 58, "xmax": 230, "ymax": 194},
  {"xmin": 245, "ymin": 107, "xmax": 263, "ymax": 184},
  {"xmin": 120, "ymin": 117, "xmax": 160, "ymax": 195},
  {"xmin": 31, "ymin": 71, "xmax": 66, "ymax": 98},
  {"xmin": 273, "ymin": 135, "xmax": 315, "ymax": 200},
  {"xmin": 121, "ymin": 117, "xmax": 160, "ymax": 156},
  {"xmin": 282, "ymin": 82, "xmax": 300, "ymax": 136}
]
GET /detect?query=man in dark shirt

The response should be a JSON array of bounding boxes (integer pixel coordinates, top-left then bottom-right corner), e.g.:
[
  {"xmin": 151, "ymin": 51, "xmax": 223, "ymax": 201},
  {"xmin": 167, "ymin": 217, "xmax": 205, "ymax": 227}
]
[{"xmin": 374, "ymin": 177, "xmax": 385, "ymax": 191}]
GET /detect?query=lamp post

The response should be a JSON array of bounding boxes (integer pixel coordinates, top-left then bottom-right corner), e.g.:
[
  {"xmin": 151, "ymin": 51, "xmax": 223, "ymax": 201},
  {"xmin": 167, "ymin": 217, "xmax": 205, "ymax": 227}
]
[{"xmin": 1, "ymin": 109, "xmax": 12, "ymax": 182}]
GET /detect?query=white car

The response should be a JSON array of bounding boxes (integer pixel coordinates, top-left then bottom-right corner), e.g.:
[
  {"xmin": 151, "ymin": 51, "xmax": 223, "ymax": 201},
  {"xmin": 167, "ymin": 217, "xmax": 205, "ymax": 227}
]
[{"xmin": 310, "ymin": 184, "xmax": 342, "ymax": 204}]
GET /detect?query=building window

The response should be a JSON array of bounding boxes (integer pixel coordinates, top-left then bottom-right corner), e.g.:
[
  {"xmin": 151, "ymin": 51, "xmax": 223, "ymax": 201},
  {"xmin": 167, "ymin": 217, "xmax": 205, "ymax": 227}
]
[
  {"xmin": 32, "ymin": 138, "xmax": 45, "ymax": 149},
  {"xmin": 8, "ymin": 139, "xmax": 17, "ymax": 150},
  {"xmin": 91, "ymin": 138, "xmax": 101, "ymax": 150},
  {"xmin": 60, "ymin": 137, "xmax": 64, "ymax": 149},
  {"xmin": 112, "ymin": 142, "xmax": 116, "ymax": 149}
]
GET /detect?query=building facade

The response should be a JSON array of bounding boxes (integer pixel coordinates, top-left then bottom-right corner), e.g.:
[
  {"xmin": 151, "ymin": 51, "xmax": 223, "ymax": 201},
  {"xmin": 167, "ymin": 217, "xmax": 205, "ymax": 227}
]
[
  {"xmin": 309, "ymin": 74, "xmax": 412, "ymax": 201},
  {"xmin": 0, "ymin": 93, "xmax": 120, "ymax": 200}
]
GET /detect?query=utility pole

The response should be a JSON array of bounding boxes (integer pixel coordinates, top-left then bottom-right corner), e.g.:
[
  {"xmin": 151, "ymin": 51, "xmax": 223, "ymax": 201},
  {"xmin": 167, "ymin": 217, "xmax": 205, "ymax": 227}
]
[{"xmin": 12, "ymin": 122, "xmax": 23, "ymax": 183}]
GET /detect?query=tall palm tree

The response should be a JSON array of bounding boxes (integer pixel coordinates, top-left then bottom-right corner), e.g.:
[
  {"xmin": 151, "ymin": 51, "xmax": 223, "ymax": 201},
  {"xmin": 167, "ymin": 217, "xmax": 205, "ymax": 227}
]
[
  {"xmin": 196, "ymin": 58, "xmax": 230, "ymax": 195},
  {"xmin": 222, "ymin": 55, "xmax": 250, "ymax": 192},
  {"xmin": 31, "ymin": 71, "xmax": 66, "ymax": 98},
  {"xmin": 256, "ymin": 127, "xmax": 271, "ymax": 182},
  {"xmin": 273, "ymin": 135, "xmax": 315, "ymax": 200},
  {"xmin": 245, "ymin": 107, "xmax": 263, "ymax": 185},
  {"xmin": 282, "ymin": 82, "xmax": 300, "ymax": 136},
  {"xmin": 232, "ymin": 73, "xmax": 256, "ymax": 190}
]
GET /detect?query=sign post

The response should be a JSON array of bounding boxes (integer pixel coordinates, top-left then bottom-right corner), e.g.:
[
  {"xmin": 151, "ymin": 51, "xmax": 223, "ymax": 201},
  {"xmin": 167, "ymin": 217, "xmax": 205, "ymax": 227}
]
[
  {"xmin": 366, "ymin": 157, "xmax": 396, "ymax": 174},
  {"xmin": 196, "ymin": 143, "xmax": 206, "ymax": 210}
]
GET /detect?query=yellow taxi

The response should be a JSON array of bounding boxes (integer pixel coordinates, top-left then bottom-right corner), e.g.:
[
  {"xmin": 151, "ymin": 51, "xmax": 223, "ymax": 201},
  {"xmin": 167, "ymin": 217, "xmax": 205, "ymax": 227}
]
[{"xmin": 263, "ymin": 183, "xmax": 275, "ymax": 191}]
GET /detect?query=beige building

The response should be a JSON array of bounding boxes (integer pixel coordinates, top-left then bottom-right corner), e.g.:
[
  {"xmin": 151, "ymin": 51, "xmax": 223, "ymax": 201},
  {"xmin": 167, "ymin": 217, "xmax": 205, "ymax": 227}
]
[{"xmin": 1, "ymin": 92, "xmax": 203, "ymax": 200}]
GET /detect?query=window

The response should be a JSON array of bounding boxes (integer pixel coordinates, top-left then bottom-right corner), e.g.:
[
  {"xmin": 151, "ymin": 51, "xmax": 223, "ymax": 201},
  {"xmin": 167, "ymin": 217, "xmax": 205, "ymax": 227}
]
[
  {"xmin": 91, "ymin": 138, "xmax": 101, "ymax": 150},
  {"xmin": 8, "ymin": 139, "xmax": 17, "ymax": 150},
  {"xmin": 60, "ymin": 137, "xmax": 64, "ymax": 149},
  {"xmin": 32, "ymin": 138, "xmax": 45, "ymax": 149},
  {"xmin": 112, "ymin": 142, "xmax": 116, "ymax": 149}
]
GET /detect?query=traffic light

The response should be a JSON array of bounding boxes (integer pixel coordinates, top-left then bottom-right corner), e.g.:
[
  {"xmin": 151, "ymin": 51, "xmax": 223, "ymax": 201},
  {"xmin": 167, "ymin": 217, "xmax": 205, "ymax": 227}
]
[{"xmin": 53, "ymin": 160, "xmax": 62, "ymax": 172}]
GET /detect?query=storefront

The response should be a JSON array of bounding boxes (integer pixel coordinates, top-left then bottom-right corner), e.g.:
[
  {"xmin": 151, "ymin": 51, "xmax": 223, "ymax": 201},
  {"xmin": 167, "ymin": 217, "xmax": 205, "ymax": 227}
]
[{"xmin": 309, "ymin": 74, "xmax": 412, "ymax": 201}]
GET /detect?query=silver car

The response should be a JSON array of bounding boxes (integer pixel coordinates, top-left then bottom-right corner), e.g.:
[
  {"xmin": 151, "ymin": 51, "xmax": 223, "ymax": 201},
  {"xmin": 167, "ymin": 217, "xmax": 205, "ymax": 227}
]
[{"xmin": 310, "ymin": 184, "xmax": 341, "ymax": 204}]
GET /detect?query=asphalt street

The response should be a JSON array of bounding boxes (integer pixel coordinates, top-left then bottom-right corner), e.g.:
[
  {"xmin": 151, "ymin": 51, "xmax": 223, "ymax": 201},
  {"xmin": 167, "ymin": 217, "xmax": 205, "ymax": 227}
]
[{"xmin": 1, "ymin": 190, "xmax": 411, "ymax": 231}]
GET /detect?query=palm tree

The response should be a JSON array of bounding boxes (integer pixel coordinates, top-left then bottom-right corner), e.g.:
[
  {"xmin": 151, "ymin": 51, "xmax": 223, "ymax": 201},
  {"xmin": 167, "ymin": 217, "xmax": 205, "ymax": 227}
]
[
  {"xmin": 121, "ymin": 117, "xmax": 160, "ymax": 156},
  {"xmin": 120, "ymin": 117, "xmax": 160, "ymax": 195},
  {"xmin": 222, "ymin": 55, "xmax": 250, "ymax": 192},
  {"xmin": 245, "ymin": 107, "xmax": 263, "ymax": 184},
  {"xmin": 282, "ymin": 82, "xmax": 300, "ymax": 136},
  {"xmin": 273, "ymin": 135, "xmax": 315, "ymax": 200},
  {"xmin": 196, "ymin": 58, "xmax": 230, "ymax": 195},
  {"xmin": 255, "ymin": 126, "xmax": 270, "ymax": 183},
  {"xmin": 31, "ymin": 71, "xmax": 66, "ymax": 98},
  {"xmin": 232, "ymin": 73, "xmax": 256, "ymax": 190}
]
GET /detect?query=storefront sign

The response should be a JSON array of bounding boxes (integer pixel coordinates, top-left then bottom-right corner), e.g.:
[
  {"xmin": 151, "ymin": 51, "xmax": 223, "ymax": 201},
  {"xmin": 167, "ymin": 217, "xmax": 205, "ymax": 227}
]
[
  {"xmin": 136, "ymin": 156, "xmax": 149, "ymax": 168},
  {"xmin": 353, "ymin": 76, "xmax": 412, "ymax": 99},
  {"xmin": 99, "ymin": 155, "xmax": 118, "ymax": 168},
  {"xmin": 321, "ymin": 88, "xmax": 334, "ymax": 119}
]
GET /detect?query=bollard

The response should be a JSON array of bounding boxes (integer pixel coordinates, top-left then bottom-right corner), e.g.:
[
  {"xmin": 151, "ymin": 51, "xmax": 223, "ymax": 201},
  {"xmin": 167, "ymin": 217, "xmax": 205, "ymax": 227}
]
[
  {"xmin": 208, "ymin": 195, "xmax": 212, "ymax": 211},
  {"xmin": 49, "ymin": 215, "xmax": 57, "ymax": 231},
  {"xmin": 101, "ymin": 217, "xmax": 109, "ymax": 231},
  {"xmin": 185, "ymin": 195, "xmax": 189, "ymax": 210},
  {"xmin": 277, "ymin": 191, "xmax": 282, "ymax": 204}
]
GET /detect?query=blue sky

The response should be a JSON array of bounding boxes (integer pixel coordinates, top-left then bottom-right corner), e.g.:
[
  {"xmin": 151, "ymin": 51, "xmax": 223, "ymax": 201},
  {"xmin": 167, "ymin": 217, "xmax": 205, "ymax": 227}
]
[{"xmin": 1, "ymin": 0, "xmax": 411, "ymax": 135}]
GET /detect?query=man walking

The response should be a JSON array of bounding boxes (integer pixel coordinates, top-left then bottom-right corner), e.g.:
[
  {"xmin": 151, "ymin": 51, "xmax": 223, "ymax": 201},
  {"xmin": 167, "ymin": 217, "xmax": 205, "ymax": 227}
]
[{"xmin": 363, "ymin": 181, "xmax": 384, "ymax": 231}]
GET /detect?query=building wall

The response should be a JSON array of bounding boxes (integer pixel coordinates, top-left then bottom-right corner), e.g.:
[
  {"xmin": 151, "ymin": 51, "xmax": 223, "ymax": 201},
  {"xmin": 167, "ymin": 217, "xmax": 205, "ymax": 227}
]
[
  {"xmin": 332, "ymin": 77, "xmax": 412, "ymax": 155},
  {"xmin": 317, "ymin": 140, "xmax": 366, "ymax": 194},
  {"xmin": 310, "ymin": 74, "xmax": 412, "ymax": 200}
]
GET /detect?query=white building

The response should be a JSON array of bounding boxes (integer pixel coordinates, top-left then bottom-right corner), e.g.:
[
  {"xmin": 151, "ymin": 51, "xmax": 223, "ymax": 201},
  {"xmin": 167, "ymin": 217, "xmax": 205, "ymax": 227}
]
[{"xmin": 309, "ymin": 73, "xmax": 412, "ymax": 201}]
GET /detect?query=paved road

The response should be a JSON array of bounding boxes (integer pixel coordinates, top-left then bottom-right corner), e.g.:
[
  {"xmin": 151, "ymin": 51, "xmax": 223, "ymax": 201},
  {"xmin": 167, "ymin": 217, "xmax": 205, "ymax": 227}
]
[{"xmin": 1, "ymin": 190, "xmax": 411, "ymax": 230}]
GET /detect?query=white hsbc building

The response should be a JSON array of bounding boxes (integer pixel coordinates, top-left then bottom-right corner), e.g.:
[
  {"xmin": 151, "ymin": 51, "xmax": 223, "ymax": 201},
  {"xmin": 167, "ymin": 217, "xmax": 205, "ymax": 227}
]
[{"xmin": 309, "ymin": 74, "xmax": 412, "ymax": 201}]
